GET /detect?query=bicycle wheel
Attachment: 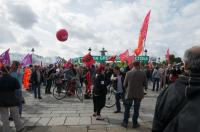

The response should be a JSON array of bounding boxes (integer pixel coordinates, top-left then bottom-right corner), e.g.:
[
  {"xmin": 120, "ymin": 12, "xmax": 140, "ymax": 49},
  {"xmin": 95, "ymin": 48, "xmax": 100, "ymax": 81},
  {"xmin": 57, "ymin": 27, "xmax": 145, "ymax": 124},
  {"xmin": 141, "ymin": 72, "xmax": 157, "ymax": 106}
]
[
  {"xmin": 76, "ymin": 86, "xmax": 84, "ymax": 102},
  {"xmin": 105, "ymin": 85, "xmax": 116, "ymax": 108},
  {"xmin": 53, "ymin": 86, "xmax": 67, "ymax": 100}
]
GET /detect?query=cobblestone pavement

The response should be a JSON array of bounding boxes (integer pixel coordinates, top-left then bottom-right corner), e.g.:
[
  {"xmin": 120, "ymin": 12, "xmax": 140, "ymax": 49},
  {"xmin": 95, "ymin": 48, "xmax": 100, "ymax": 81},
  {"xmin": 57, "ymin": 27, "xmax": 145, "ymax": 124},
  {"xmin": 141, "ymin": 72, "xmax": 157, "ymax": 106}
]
[{"xmin": 0, "ymin": 86, "xmax": 159, "ymax": 132}]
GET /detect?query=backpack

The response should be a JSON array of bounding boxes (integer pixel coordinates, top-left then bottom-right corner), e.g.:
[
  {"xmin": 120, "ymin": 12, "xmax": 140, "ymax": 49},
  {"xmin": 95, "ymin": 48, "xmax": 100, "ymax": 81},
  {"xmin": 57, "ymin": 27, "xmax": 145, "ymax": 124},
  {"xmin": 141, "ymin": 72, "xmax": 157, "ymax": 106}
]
[{"xmin": 164, "ymin": 76, "xmax": 200, "ymax": 132}]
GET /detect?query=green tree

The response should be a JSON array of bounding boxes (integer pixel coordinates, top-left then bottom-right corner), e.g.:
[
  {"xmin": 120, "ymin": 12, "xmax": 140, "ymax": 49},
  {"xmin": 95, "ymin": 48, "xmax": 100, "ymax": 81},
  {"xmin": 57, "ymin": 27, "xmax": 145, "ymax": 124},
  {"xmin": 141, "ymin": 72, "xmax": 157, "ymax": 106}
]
[{"xmin": 169, "ymin": 54, "xmax": 183, "ymax": 64}]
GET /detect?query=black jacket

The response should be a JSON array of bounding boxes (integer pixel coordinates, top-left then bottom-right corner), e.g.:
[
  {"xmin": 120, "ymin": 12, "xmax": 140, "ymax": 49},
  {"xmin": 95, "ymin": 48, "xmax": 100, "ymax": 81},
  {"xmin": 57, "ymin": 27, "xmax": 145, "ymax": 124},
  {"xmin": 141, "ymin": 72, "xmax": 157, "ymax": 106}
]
[
  {"xmin": 0, "ymin": 75, "xmax": 20, "ymax": 107},
  {"xmin": 93, "ymin": 73, "xmax": 107, "ymax": 96},
  {"xmin": 105, "ymin": 69, "xmax": 113, "ymax": 86},
  {"xmin": 31, "ymin": 70, "xmax": 43, "ymax": 85},
  {"xmin": 152, "ymin": 73, "xmax": 200, "ymax": 132}
]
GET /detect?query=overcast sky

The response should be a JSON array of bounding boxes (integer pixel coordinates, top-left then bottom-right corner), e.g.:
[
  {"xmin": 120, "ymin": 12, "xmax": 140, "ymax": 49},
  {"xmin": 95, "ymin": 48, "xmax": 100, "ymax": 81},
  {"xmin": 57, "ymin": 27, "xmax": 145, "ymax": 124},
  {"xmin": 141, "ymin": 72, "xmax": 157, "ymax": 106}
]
[{"xmin": 0, "ymin": 0, "xmax": 199, "ymax": 59}]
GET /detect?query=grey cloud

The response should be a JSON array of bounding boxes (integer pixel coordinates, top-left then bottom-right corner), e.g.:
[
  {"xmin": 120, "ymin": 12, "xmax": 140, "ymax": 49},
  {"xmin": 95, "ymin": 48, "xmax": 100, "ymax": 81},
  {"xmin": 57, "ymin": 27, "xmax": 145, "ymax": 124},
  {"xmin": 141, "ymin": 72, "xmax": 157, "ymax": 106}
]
[
  {"xmin": 59, "ymin": 18, "xmax": 102, "ymax": 43},
  {"xmin": 0, "ymin": 25, "xmax": 16, "ymax": 43},
  {"xmin": 7, "ymin": 2, "xmax": 38, "ymax": 29},
  {"xmin": 22, "ymin": 36, "xmax": 40, "ymax": 47}
]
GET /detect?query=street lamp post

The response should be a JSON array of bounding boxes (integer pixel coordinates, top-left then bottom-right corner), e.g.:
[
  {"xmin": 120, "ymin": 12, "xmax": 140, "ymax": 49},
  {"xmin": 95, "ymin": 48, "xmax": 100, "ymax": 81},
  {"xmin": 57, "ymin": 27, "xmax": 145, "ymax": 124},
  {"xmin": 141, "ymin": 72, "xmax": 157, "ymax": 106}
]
[
  {"xmin": 144, "ymin": 49, "xmax": 147, "ymax": 56},
  {"xmin": 158, "ymin": 57, "xmax": 160, "ymax": 63},
  {"xmin": 88, "ymin": 47, "xmax": 92, "ymax": 53},
  {"xmin": 31, "ymin": 48, "xmax": 34, "ymax": 64}
]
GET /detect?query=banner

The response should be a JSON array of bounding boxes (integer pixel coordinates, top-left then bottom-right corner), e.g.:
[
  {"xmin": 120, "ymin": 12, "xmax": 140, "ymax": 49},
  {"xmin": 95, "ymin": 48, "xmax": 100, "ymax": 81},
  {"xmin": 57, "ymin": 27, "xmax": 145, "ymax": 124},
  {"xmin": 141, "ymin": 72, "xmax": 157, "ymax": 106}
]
[
  {"xmin": 107, "ymin": 55, "xmax": 116, "ymax": 62},
  {"xmin": 82, "ymin": 53, "xmax": 95, "ymax": 66},
  {"xmin": 0, "ymin": 49, "xmax": 10, "ymax": 65},
  {"xmin": 127, "ymin": 55, "xmax": 135, "ymax": 64},
  {"xmin": 21, "ymin": 54, "xmax": 32, "ymax": 67},
  {"xmin": 119, "ymin": 49, "xmax": 129, "ymax": 62},
  {"xmin": 134, "ymin": 10, "xmax": 151, "ymax": 56},
  {"xmin": 165, "ymin": 48, "xmax": 170, "ymax": 64}
]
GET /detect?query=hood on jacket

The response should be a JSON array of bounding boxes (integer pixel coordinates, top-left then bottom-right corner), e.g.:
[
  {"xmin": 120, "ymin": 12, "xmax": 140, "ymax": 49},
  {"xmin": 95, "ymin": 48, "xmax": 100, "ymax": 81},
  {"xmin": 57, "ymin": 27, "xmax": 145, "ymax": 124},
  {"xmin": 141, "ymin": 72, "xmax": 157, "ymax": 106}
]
[{"xmin": 180, "ymin": 73, "xmax": 200, "ymax": 99}]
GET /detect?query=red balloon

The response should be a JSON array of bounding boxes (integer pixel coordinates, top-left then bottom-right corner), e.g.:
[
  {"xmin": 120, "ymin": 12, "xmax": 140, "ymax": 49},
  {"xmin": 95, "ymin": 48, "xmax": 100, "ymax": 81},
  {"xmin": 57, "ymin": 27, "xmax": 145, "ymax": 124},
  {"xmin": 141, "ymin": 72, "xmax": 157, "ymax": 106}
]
[{"xmin": 56, "ymin": 29, "xmax": 68, "ymax": 42}]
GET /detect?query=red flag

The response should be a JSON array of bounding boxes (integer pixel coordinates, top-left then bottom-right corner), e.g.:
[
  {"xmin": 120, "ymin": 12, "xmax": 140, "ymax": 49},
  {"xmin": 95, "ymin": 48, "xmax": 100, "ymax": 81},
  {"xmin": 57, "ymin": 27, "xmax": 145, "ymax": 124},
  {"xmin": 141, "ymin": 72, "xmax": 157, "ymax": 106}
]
[
  {"xmin": 107, "ymin": 55, "xmax": 116, "ymax": 62},
  {"xmin": 165, "ymin": 48, "xmax": 170, "ymax": 64},
  {"xmin": 0, "ymin": 61, "xmax": 3, "ymax": 68},
  {"xmin": 64, "ymin": 59, "xmax": 72, "ymax": 68},
  {"xmin": 82, "ymin": 53, "xmax": 95, "ymax": 66},
  {"xmin": 119, "ymin": 50, "xmax": 129, "ymax": 62},
  {"xmin": 134, "ymin": 10, "xmax": 151, "ymax": 56},
  {"xmin": 127, "ymin": 55, "xmax": 135, "ymax": 65}
]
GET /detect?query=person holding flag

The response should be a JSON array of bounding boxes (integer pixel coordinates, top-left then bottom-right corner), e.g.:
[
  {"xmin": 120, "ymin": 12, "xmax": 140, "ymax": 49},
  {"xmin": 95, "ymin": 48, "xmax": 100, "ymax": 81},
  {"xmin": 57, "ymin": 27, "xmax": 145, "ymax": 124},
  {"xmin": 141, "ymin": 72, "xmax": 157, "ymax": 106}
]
[{"xmin": 82, "ymin": 53, "xmax": 95, "ymax": 97}]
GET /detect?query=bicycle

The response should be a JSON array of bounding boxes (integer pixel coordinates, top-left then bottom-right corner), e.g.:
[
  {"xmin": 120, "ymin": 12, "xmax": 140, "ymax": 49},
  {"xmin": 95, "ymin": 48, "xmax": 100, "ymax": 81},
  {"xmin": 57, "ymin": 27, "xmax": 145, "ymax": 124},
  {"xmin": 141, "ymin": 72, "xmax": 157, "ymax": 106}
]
[
  {"xmin": 105, "ymin": 83, "xmax": 116, "ymax": 108},
  {"xmin": 52, "ymin": 78, "xmax": 83, "ymax": 102}
]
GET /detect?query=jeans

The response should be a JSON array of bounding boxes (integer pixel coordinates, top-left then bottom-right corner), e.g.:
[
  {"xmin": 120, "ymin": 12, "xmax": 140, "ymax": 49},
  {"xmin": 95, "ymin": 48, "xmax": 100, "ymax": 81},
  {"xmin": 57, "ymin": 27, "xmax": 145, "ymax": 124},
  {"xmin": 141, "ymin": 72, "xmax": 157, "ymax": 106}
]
[
  {"xmin": 15, "ymin": 89, "xmax": 23, "ymax": 115},
  {"xmin": 123, "ymin": 98, "xmax": 141, "ymax": 125},
  {"xmin": 153, "ymin": 78, "xmax": 160, "ymax": 91},
  {"xmin": 115, "ymin": 93, "xmax": 123, "ymax": 112},
  {"xmin": 45, "ymin": 80, "xmax": 52, "ymax": 93},
  {"xmin": 33, "ymin": 84, "xmax": 41, "ymax": 98},
  {"xmin": 0, "ymin": 107, "xmax": 24, "ymax": 132}
]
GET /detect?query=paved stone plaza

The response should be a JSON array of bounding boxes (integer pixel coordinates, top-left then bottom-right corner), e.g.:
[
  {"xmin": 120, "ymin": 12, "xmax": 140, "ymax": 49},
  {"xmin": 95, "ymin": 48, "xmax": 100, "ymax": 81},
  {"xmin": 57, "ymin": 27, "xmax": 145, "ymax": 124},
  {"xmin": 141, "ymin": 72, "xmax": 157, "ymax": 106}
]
[{"xmin": 0, "ymin": 87, "xmax": 158, "ymax": 132}]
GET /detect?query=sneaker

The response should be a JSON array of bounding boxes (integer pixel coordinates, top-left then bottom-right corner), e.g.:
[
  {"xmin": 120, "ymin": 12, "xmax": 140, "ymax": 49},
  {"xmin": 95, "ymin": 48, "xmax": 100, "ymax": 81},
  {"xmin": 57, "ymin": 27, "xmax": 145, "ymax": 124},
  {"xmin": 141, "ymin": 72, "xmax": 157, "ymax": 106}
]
[
  {"xmin": 132, "ymin": 123, "xmax": 140, "ymax": 128},
  {"xmin": 38, "ymin": 97, "xmax": 42, "ymax": 99},
  {"xmin": 96, "ymin": 116, "xmax": 104, "ymax": 120},
  {"xmin": 93, "ymin": 112, "xmax": 97, "ymax": 117},
  {"xmin": 121, "ymin": 122, "xmax": 127, "ymax": 128}
]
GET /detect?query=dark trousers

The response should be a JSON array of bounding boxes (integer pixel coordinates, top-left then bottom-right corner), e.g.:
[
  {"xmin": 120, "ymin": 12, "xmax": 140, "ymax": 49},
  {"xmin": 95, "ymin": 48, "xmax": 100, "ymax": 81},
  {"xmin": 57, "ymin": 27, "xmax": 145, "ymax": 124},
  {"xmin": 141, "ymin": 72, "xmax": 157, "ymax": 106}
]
[
  {"xmin": 123, "ymin": 98, "xmax": 141, "ymax": 125},
  {"xmin": 15, "ymin": 89, "xmax": 23, "ymax": 116},
  {"xmin": 115, "ymin": 93, "xmax": 123, "ymax": 112},
  {"xmin": 153, "ymin": 78, "xmax": 160, "ymax": 91},
  {"xmin": 45, "ymin": 80, "xmax": 52, "ymax": 93},
  {"xmin": 93, "ymin": 95, "xmax": 106, "ymax": 115},
  {"xmin": 33, "ymin": 84, "xmax": 41, "ymax": 98}
]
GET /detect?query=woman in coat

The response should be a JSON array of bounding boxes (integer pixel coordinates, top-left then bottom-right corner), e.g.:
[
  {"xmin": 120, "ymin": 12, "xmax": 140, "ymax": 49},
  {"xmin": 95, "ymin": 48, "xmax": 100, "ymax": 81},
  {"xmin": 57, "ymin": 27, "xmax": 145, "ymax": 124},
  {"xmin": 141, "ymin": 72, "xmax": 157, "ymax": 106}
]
[{"xmin": 92, "ymin": 65, "xmax": 107, "ymax": 120}]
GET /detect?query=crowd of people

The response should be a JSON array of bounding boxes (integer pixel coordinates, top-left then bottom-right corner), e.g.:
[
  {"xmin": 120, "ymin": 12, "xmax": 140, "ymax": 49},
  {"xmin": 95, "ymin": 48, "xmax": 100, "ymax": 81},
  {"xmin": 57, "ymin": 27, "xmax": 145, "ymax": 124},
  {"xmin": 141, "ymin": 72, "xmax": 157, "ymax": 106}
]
[{"xmin": 0, "ymin": 46, "xmax": 199, "ymax": 132}]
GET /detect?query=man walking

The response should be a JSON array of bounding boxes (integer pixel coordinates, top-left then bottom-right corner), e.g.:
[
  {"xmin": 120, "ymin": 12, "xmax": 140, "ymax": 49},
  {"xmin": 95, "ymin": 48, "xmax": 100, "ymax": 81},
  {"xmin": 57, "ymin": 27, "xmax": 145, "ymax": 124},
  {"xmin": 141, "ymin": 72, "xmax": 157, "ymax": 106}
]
[
  {"xmin": 111, "ymin": 66, "xmax": 125, "ymax": 113},
  {"xmin": 152, "ymin": 46, "xmax": 200, "ymax": 132},
  {"xmin": 152, "ymin": 66, "xmax": 161, "ymax": 91},
  {"xmin": 121, "ymin": 61, "xmax": 147, "ymax": 128},
  {"xmin": 31, "ymin": 66, "xmax": 42, "ymax": 99},
  {"xmin": 0, "ymin": 66, "xmax": 25, "ymax": 132}
]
